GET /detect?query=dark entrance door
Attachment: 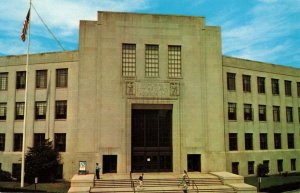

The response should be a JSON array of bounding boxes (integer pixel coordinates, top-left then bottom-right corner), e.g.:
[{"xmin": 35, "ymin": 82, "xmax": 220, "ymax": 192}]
[
  {"xmin": 103, "ymin": 155, "xmax": 117, "ymax": 173},
  {"xmin": 187, "ymin": 154, "xmax": 201, "ymax": 172},
  {"xmin": 132, "ymin": 107, "xmax": 172, "ymax": 172}
]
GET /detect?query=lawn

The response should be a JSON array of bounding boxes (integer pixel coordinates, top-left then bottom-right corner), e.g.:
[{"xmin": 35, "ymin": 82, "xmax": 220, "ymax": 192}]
[
  {"xmin": 0, "ymin": 181, "xmax": 70, "ymax": 193},
  {"xmin": 245, "ymin": 173, "xmax": 300, "ymax": 192}
]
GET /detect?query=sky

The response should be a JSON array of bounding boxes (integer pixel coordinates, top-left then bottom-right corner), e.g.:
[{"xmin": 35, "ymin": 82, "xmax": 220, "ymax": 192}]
[{"xmin": 0, "ymin": 0, "xmax": 299, "ymax": 68}]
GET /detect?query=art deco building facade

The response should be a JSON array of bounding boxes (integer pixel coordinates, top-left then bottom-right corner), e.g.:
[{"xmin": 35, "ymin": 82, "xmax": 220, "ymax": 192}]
[{"xmin": 0, "ymin": 11, "xmax": 299, "ymax": 180}]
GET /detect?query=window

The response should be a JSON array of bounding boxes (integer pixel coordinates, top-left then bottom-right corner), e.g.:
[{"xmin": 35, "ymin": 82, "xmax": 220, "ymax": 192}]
[
  {"xmin": 285, "ymin": 80, "xmax": 292, "ymax": 96},
  {"xmin": 274, "ymin": 133, "xmax": 281, "ymax": 149},
  {"xmin": 260, "ymin": 133, "xmax": 268, "ymax": 150},
  {"xmin": 15, "ymin": 102, "xmax": 25, "ymax": 120},
  {"xmin": 286, "ymin": 107, "xmax": 293, "ymax": 123},
  {"xmin": 56, "ymin": 68, "xmax": 68, "ymax": 88},
  {"xmin": 122, "ymin": 44, "xmax": 136, "ymax": 77},
  {"xmin": 0, "ymin": 103, "xmax": 7, "ymax": 120},
  {"xmin": 34, "ymin": 133, "xmax": 45, "ymax": 147},
  {"xmin": 259, "ymin": 105, "xmax": 266, "ymax": 121},
  {"xmin": 168, "ymin": 45, "xmax": 181, "ymax": 78},
  {"xmin": 54, "ymin": 133, "xmax": 66, "ymax": 152},
  {"xmin": 257, "ymin": 77, "xmax": 265, "ymax": 94},
  {"xmin": 297, "ymin": 82, "xmax": 300, "ymax": 97},
  {"xmin": 248, "ymin": 161, "xmax": 255, "ymax": 175},
  {"xmin": 35, "ymin": 101, "xmax": 47, "ymax": 120},
  {"xmin": 145, "ymin": 45, "xmax": 159, "ymax": 77},
  {"xmin": 227, "ymin": 73, "xmax": 236, "ymax": 91},
  {"xmin": 14, "ymin": 133, "xmax": 23, "ymax": 151},
  {"xmin": 16, "ymin": 71, "xmax": 26, "ymax": 89},
  {"xmin": 0, "ymin": 72, "xmax": 8, "ymax": 90},
  {"xmin": 12, "ymin": 163, "xmax": 21, "ymax": 180},
  {"xmin": 277, "ymin": 159, "xmax": 283, "ymax": 173},
  {"xmin": 228, "ymin": 103, "xmax": 237, "ymax": 120},
  {"xmin": 0, "ymin": 133, "xmax": 5, "ymax": 151},
  {"xmin": 299, "ymin": 107, "xmax": 300, "ymax": 123},
  {"xmin": 232, "ymin": 162, "xmax": 239, "ymax": 174},
  {"xmin": 55, "ymin": 100, "xmax": 67, "ymax": 119},
  {"xmin": 243, "ymin": 75, "xmax": 251, "ymax": 92},
  {"xmin": 263, "ymin": 160, "xmax": 269, "ymax": 170},
  {"xmin": 287, "ymin": 133, "xmax": 294, "ymax": 149},
  {"xmin": 229, "ymin": 133, "xmax": 238, "ymax": 151},
  {"xmin": 245, "ymin": 133, "xmax": 253, "ymax": 150},
  {"xmin": 291, "ymin": 159, "xmax": 296, "ymax": 171},
  {"xmin": 36, "ymin": 70, "xmax": 47, "ymax": 88},
  {"xmin": 273, "ymin": 106, "xmax": 280, "ymax": 122},
  {"xmin": 272, "ymin": 79, "xmax": 279, "ymax": 95},
  {"xmin": 244, "ymin": 104, "xmax": 253, "ymax": 121}
]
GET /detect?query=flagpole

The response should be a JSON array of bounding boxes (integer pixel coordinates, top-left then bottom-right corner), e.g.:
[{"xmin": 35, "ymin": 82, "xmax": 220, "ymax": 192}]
[{"xmin": 21, "ymin": 0, "xmax": 32, "ymax": 188}]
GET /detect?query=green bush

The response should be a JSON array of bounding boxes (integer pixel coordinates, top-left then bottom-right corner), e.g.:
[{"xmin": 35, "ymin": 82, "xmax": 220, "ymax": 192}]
[
  {"xmin": 257, "ymin": 163, "xmax": 269, "ymax": 177},
  {"xmin": 25, "ymin": 139, "xmax": 61, "ymax": 183},
  {"xmin": 0, "ymin": 169, "xmax": 12, "ymax": 181}
]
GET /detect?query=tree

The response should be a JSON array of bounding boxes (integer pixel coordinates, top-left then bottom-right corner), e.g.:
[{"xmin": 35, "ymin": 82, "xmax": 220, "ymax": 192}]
[
  {"xmin": 25, "ymin": 139, "xmax": 61, "ymax": 183},
  {"xmin": 257, "ymin": 163, "xmax": 269, "ymax": 177}
]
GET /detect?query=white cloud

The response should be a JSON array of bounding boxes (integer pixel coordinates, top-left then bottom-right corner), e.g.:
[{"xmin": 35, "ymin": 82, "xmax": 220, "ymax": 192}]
[{"xmin": 219, "ymin": 0, "xmax": 300, "ymax": 66}]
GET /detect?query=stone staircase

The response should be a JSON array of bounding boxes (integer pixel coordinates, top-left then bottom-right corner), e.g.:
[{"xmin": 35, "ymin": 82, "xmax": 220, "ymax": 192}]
[
  {"xmin": 68, "ymin": 172, "xmax": 257, "ymax": 193},
  {"xmin": 91, "ymin": 173, "xmax": 236, "ymax": 193}
]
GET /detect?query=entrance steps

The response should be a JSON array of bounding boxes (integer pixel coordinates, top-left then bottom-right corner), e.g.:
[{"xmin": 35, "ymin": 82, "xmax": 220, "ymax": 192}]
[
  {"xmin": 91, "ymin": 173, "xmax": 238, "ymax": 193},
  {"xmin": 69, "ymin": 172, "xmax": 257, "ymax": 193}
]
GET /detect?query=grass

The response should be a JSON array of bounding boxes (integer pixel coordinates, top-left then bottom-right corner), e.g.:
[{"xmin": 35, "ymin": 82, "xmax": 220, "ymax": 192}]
[
  {"xmin": 245, "ymin": 173, "xmax": 300, "ymax": 192},
  {"xmin": 0, "ymin": 181, "xmax": 70, "ymax": 193}
]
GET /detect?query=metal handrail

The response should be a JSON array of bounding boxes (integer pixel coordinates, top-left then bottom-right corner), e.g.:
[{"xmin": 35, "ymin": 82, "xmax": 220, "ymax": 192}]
[
  {"xmin": 184, "ymin": 170, "xmax": 199, "ymax": 193},
  {"xmin": 130, "ymin": 171, "xmax": 136, "ymax": 193}
]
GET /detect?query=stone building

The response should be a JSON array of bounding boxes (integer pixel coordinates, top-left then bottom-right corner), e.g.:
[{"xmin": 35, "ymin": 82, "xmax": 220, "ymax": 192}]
[{"xmin": 0, "ymin": 11, "xmax": 299, "ymax": 180}]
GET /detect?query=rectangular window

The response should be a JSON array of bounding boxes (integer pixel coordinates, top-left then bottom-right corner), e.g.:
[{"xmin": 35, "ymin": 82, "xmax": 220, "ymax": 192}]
[
  {"xmin": 56, "ymin": 68, "xmax": 68, "ymax": 88},
  {"xmin": 14, "ymin": 133, "xmax": 23, "ymax": 151},
  {"xmin": 122, "ymin": 44, "xmax": 136, "ymax": 77},
  {"xmin": 168, "ymin": 45, "xmax": 181, "ymax": 78},
  {"xmin": 227, "ymin": 73, "xmax": 236, "ymax": 91},
  {"xmin": 287, "ymin": 133, "xmax": 294, "ymax": 149},
  {"xmin": 12, "ymin": 163, "xmax": 21, "ymax": 180},
  {"xmin": 54, "ymin": 133, "xmax": 66, "ymax": 152},
  {"xmin": 274, "ymin": 133, "xmax": 282, "ymax": 149},
  {"xmin": 260, "ymin": 133, "xmax": 268, "ymax": 150},
  {"xmin": 15, "ymin": 102, "xmax": 25, "ymax": 120},
  {"xmin": 229, "ymin": 133, "xmax": 238, "ymax": 151},
  {"xmin": 232, "ymin": 162, "xmax": 239, "ymax": 174},
  {"xmin": 291, "ymin": 159, "xmax": 296, "ymax": 171},
  {"xmin": 248, "ymin": 161, "xmax": 255, "ymax": 175},
  {"xmin": 35, "ymin": 101, "xmax": 47, "ymax": 120},
  {"xmin": 0, "ymin": 133, "xmax": 5, "ymax": 151},
  {"xmin": 244, "ymin": 104, "xmax": 253, "ymax": 121},
  {"xmin": 243, "ymin": 75, "xmax": 251, "ymax": 92},
  {"xmin": 272, "ymin": 79, "xmax": 279, "ymax": 95},
  {"xmin": 55, "ymin": 100, "xmax": 67, "ymax": 119},
  {"xmin": 245, "ymin": 133, "xmax": 253, "ymax": 150},
  {"xmin": 277, "ymin": 159, "xmax": 283, "ymax": 173},
  {"xmin": 259, "ymin": 105, "xmax": 267, "ymax": 121},
  {"xmin": 273, "ymin": 106, "xmax": 280, "ymax": 122},
  {"xmin": 0, "ymin": 72, "xmax": 8, "ymax": 91},
  {"xmin": 36, "ymin": 70, "xmax": 47, "ymax": 89},
  {"xmin": 285, "ymin": 80, "xmax": 292, "ymax": 96},
  {"xmin": 34, "ymin": 133, "xmax": 45, "ymax": 147},
  {"xmin": 286, "ymin": 107, "xmax": 293, "ymax": 123},
  {"xmin": 0, "ymin": 103, "xmax": 7, "ymax": 120},
  {"xmin": 228, "ymin": 103, "xmax": 237, "ymax": 120},
  {"xmin": 145, "ymin": 44, "xmax": 159, "ymax": 77},
  {"xmin": 257, "ymin": 77, "xmax": 265, "ymax": 94},
  {"xmin": 297, "ymin": 82, "xmax": 300, "ymax": 97},
  {"xmin": 263, "ymin": 160, "xmax": 269, "ymax": 170},
  {"xmin": 16, "ymin": 71, "xmax": 26, "ymax": 89}
]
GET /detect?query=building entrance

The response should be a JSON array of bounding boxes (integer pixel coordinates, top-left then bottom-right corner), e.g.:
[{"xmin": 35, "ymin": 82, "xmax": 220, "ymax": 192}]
[{"xmin": 131, "ymin": 105, "xmax": 172, "ymax": 172}]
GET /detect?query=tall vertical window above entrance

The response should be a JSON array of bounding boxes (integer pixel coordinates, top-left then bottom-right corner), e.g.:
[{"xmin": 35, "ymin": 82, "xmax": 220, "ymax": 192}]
[
  {"xmin": 122, "ymin": 44, "xmax": 136, "ymax": 77},
  {"xmin": 227, "ymin": 73, "xmax": 236, "ymax": 91},
  {"xmin": 168, "ymin": 45, "xmax": 181, "ymax": 78},
  {"xmin": 145, "ymin": 45, "xmax": 159, "ymax": 77}
]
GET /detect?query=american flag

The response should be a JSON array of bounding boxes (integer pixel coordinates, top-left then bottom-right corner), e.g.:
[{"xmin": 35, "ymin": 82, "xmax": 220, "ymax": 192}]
[{"xmin": 21, "ymin": 9, "xmax": 30, "ymax": 42}]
